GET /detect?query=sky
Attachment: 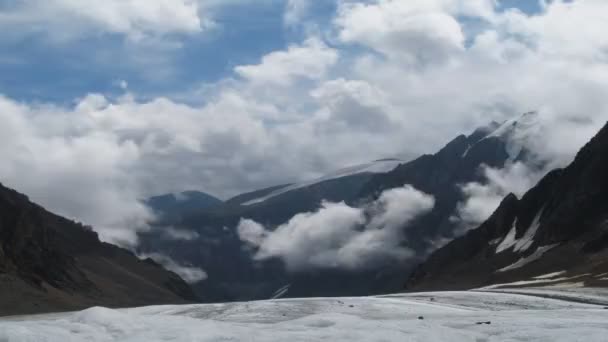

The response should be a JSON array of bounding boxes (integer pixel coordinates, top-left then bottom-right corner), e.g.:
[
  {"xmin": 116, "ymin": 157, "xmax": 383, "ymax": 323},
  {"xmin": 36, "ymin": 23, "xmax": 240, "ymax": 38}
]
[{"xmin": 0, "ymin": 0, "xmax": 607, "ymax": 246}]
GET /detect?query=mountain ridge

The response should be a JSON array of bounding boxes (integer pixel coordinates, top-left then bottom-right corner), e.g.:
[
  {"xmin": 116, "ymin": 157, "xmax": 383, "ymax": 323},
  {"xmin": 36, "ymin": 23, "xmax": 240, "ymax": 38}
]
[
  {"xmin": 405, "ymin": 120, "xmax": 608, "ymax": 291},
  {"xmin": 0, "ymin": 182, "xmax": 198, "ymax": 316}
]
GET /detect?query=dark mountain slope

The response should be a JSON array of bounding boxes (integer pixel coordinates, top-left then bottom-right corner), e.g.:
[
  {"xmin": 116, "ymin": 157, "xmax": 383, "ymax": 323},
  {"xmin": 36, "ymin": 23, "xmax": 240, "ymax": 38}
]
[
  {"xmin": 406, "ymin": 121, "xmax": 608, "ymax": 291},
  {"xmin": 355, "ymin": 121, "xmax": 512, "ymax": 254},
  {"xmin": 147, "ymin": 191, "xmax": 223, "ymax": 222},
  {"xmin": 0, "ymin": 183, "xmax": 197, "ymax": 316},
  {"xmin": 139, "ymin": 172, "xmax": 380, "ymax": 301}
]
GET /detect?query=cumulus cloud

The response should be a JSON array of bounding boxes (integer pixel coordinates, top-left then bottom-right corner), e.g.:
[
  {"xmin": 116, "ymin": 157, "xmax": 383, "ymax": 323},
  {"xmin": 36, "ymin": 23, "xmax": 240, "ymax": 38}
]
[
  {"xmin": 238, "ymin": 186, "xmax": 435, "ymax": 272},
  {"xmin": 140, "ymin": 253, "xmax": 208, "ymax": 284},
  {"xmin": 335, "ymin": 1, "xmax": 467, "ymax": 66},
  {"xmin": 235, "ymin": 38, "xmax": 338, "ymax": 86},
  {"xmin": 0, "ymin": 0, "xmax": 214, "ymax": 41}
]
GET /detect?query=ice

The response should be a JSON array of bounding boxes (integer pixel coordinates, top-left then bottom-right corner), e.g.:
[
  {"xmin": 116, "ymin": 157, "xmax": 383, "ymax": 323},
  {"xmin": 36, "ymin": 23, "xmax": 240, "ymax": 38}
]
[
  {"xmin": 497, "ymin": 244, "xmax": 558, "ymax": 272},
  {"xmin": 534, "ymin": 271, "xmax": 567, "ymax": 279},
  {"xmin": 243, "ymin": 159, "xmax": 402, "ymax": 205},
  {"xmin": 2, "ymin": 291, "xmax": 608, "ymax": 341}
]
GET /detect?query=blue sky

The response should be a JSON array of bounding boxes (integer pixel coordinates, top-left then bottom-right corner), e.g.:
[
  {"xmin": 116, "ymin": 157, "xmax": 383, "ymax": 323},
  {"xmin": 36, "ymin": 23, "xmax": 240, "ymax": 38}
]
[{"xmin": 0, "ymin": 0, "xmax": 539, "ymax": 104}]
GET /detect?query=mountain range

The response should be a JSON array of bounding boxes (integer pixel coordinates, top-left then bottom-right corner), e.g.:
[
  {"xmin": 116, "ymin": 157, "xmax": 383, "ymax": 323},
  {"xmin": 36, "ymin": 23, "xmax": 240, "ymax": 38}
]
[
  {"xmin": 3, "ymin": 112, "xmax": 606, "ymax": 317},
  {"xmin": 138, "ymin": 112, "xmax": 545, "ymax": 301}
]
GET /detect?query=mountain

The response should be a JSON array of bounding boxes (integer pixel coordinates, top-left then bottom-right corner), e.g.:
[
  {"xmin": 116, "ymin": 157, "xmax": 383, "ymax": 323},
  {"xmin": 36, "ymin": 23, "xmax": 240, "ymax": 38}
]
[
  {"xmin": 135, "ymin": 113, "xmax": 545, "ymax": 301},
  {"xmin": 146, "ymin": 191, "xmax": 223, "ymax": 222},
  {"xmin": 138, "ymin": 159, "xmax": 404, "ymax": 301},
  {"xmin": 0, "ymin": 183, "xmax": 198, "ymax": 316},
  {"xmin": 238, "ymin": 159, "xmax": 403, "ymax": 206},
  {"xmin": 406, "ymin": 120, "xmax": 608, "ymax": 291}
]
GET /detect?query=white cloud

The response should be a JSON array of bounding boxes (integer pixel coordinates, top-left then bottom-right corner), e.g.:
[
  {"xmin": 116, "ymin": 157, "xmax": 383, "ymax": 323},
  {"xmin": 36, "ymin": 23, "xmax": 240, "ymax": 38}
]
[
  {"xmin": 238, "ymin": 186, "xmax": 435, "ymax": 272},
  {"xmin": 284, "ymin": 0, "xmax": 312, "ymax": 27},
  {"xmin": 0, "ymin": 0, "xmax": 213, "ymax": 41},
  {"xmin": 235, "ymin": 38, "xmax": 338, "ymax": 86},
  {"xmin": 334, "ymin": 0, "xmax": 497, "ymax": 65},
  {"xmin": 454, "ymin": 162, "xmax": 548, "ymax": 231},
  {"xmin": 140, "ymin": 253, "xmax": 208, "ymax": 284},
  {"xmin": 499, "ymin": 0, "xmax": 608, "ymax": 62}
]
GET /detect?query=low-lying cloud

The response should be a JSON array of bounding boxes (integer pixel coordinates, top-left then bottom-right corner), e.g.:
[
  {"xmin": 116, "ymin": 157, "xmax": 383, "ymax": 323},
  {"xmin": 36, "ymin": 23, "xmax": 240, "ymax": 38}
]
[
  {"xmin": 140, "ymin": 253, "xmax": 208, "ymax": 284},
  {"xmin": 161, "ymin": 227, "xmax": 201, "ymax": 241},
  {"xmin": 454, "ymin": 162, "xmax": 548, "ymax": 231},
  {"xmin": 238, "ymin": 185, "xmax": 435, "ymax": 272}
]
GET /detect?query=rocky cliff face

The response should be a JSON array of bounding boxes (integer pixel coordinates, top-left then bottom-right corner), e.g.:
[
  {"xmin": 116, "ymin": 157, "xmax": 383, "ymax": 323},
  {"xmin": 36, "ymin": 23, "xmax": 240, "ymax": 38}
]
[
  {"xmin": 406, "ymin": 121, "xmax": 608, "ymax": 291},
  {"xmin": 0, "ymin": 183, "xmax": 198, "ymax": 316}
]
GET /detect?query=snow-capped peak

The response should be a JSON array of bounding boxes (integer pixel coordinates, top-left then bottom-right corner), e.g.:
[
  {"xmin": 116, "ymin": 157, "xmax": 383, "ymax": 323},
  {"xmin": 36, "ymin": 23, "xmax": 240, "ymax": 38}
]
[{"xmin": 484, "ymin": 111, "xmax": 541, "ymax": 160}]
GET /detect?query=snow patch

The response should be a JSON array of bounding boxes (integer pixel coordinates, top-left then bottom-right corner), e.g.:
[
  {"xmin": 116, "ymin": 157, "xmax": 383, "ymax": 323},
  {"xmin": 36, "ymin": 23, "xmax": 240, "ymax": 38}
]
[
  {"xmin": 513, "ymin": 210, "xmax": 543, "ymax": 252},
  {"xmin": 243, "ymin": 159, "xmax": 402, "ymax": 205},
  {"xmin": 497, "ymin": 244, "xmax": 558, "ymax": 273},
  {"xmin": 534, "ymin": 271, "xmax": 568, "ymax": 279},
  {"xmin": 496, "ymin": 219, "xmax": 517, "ymax": 253},
  {"xmin": 495, "ymin": 209, "xmax": 543, "ymax": 254},
  {"xmin": 480, "ymin": 278, "xmax": 571, "ymax": 290},
  {"xmin": 485, "ymin": 111, "xmax": 541, "ymax": 161}
]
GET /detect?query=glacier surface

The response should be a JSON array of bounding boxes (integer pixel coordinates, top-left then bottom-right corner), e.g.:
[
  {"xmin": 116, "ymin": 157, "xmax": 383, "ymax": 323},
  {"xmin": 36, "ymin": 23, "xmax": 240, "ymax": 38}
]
[{"xmin": 1, "ymin": 290, "xmax": 607, "ymax": 341}]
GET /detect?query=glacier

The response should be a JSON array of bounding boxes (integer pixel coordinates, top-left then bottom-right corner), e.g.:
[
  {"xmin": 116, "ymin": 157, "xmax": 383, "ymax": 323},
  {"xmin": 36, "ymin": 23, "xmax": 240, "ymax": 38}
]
[{"xmin": 1, "ymin": 290, "xmax": 608, "ymax": 341}]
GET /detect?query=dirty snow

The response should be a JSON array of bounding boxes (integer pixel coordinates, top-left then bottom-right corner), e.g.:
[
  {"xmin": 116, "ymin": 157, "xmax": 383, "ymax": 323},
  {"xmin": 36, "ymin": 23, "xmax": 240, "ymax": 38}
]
[{"xmin": 2, "ymin": 291, "xmax": 608, "ymax": 341}]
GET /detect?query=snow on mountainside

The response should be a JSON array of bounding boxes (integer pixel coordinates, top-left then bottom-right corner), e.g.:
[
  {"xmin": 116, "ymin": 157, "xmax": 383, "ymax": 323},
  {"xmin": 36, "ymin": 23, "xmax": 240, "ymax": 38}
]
[
  {"xmin": 243, "ymin": 159, "xmax": 403, "ymax": 205},
  {"xmin": 483, "ymin": 111, "xmax": 541, "ymax": 160},
  {"xmin": 461, "ymin": 111, "xmax": 540, "ymax": 160},
  {"xmin": 2, "ymin": 290, "xmax": 608, "ymax": 341},
  {"xmin": 406, "ymin": 120, "xmax": 608, "ymax": 293}
]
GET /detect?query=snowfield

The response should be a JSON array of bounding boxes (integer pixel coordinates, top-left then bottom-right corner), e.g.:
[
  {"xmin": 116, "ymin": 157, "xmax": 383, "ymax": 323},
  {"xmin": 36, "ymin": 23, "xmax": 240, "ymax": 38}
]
[{"xmin": 1, "ymin": 290, "xmax": 608, "ymax": 341}]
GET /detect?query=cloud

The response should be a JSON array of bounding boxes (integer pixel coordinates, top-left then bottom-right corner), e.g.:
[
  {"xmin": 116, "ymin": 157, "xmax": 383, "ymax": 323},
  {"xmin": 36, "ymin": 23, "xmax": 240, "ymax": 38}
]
[
  {"xmin": 453, "ymin": 162, "xmax": 548, "ymax": 230},
  {"xmin": 235, "ymin": 38, "xmax": 338, "ymax": 86},
  {"xmin": 284, "ymin": 0, "xmax": 312, "ymax": 27},
  {"xmin": 0, "ymin": 0, "xmax": 211, "ymax": 42},
  {"xmin": 335, "ymin": 1, "xmax": 467, "ymax": 66},
  {"xmin": 140, "ymin": 253, "xmax": 208, "ymax": 284},
  {"xmin": 238, "ymin": 185, "xmax": 435, "ymax": 272},
  {"xmin": 162, "ymin": 227, "xmax": 201, "ymax": 241},
  {"xmin": 0, "ymin": 0, "xmax": 607, "ymax": 253}
]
